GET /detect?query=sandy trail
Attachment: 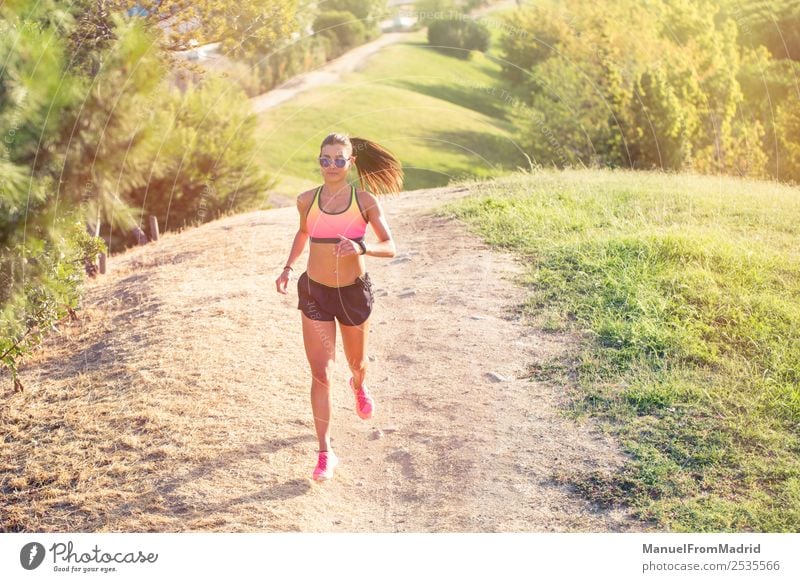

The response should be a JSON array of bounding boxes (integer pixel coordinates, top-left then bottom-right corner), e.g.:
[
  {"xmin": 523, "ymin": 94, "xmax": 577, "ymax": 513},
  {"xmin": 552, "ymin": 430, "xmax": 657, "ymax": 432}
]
[{"xmin": 4, "ymin": 184, "xmax": 653, "ymax": 532}]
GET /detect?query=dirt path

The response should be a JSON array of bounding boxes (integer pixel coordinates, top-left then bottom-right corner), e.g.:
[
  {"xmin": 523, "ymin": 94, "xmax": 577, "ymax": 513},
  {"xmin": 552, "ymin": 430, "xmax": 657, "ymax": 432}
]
[{"xmin": 4, "ymin": 185, "xmax": 652, "ymax": 532}]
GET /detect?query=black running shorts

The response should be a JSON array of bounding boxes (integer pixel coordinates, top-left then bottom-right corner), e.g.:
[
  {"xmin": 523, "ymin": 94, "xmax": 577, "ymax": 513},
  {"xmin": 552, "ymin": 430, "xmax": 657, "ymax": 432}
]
[{"xmin": 297, "ymin": 271, "xmax": 374, "ymax": 326}]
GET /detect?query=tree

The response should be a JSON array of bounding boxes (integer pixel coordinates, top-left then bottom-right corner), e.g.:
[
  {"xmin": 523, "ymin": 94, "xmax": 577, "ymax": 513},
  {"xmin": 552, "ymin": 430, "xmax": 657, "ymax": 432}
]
[
  {"xmin": 719, "ymin": 0, "xmax": 800, "ymax": 61},
  {"xmin": 69, "ymin": 0, "xmax": 300, "ymax": 59},
  {"xmin": 499, "ymin": 0, "xmax": 768, "ymax": 177},
  {"xmin": 313, "ymin": 10, "xmax": 367, "ymax": 59},
  {"xmin": 776, "ymin": 93, "xmax": 800, "ymax": 183},
  {"xmin": 1, "ymin": 0, "xmax": 104, "ymax": 390}
]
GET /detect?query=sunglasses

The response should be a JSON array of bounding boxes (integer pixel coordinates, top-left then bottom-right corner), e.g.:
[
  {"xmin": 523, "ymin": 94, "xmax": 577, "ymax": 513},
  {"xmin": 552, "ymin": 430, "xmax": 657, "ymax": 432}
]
[{"xmin": 318, "ymin": 156, "xmax": 351, "ymax": 168}]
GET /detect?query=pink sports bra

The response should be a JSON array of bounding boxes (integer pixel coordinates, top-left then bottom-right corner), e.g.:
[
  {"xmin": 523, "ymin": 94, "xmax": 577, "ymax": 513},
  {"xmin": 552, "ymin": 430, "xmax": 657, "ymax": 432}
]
[{"xmin": 305, "ymin": 184, "xmax": 368, "ymax": 243}]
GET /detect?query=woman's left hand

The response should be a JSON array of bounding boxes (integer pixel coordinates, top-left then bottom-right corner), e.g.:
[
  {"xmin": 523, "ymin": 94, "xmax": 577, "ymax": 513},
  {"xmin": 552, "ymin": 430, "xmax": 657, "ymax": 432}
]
[{"xmin": 334, "ymin": 234, "xmax": 360, "ymax": 257}]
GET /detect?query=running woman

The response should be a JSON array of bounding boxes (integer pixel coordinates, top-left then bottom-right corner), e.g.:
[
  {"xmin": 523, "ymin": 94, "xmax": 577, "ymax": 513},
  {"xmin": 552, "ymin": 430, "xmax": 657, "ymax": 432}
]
[{"xmin": 275, "ymin": 132, "xmax": 403, "ymax": 480}]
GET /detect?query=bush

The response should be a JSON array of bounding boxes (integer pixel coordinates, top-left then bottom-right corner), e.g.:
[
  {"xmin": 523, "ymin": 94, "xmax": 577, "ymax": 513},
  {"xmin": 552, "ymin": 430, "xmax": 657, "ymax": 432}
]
[
  {"xmin": 124, "ymin": 74, "xmax": 272, "ymax": 232},
  {"xmin": 427, "ymin": 17, "xmax": 490, "ymax": 59},
  {"xmin": 250, "ymin": 34, "xmax": 328, "ymax": 94},
  {"xmin": 313, "ymin": 10, "xmax": 367, "ymax": 60}
]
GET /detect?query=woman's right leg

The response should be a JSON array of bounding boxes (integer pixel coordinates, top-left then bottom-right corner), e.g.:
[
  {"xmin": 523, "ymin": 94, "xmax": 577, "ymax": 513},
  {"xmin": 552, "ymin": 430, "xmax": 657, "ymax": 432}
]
[{"xmin": 300, "ymin": 312, "xmax": 337, "ymax": 452}]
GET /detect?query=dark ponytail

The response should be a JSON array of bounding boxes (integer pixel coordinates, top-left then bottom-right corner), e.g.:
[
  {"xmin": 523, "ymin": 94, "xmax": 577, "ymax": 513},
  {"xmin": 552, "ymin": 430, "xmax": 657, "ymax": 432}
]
[{"xmin": 320, "ymin": 133, "xmax": 404, "ymax": 195}]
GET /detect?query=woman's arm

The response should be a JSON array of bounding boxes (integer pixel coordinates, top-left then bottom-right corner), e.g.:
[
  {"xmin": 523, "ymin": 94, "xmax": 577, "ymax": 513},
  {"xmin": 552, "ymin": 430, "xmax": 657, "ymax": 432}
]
[
  {"xmin": 276, "ymin": 193, "xmax": 311, "ymax": 294},
  {"xmin": 284, "ymin": 230, "xmax": 309, "ymax": 269},
  {"xmin": 283, "ymin": 194, "xmax": 311, "ymax": 269},
  {"xmin": 363, "ymin": 193, "xmax": 396, "ymax": 258}
]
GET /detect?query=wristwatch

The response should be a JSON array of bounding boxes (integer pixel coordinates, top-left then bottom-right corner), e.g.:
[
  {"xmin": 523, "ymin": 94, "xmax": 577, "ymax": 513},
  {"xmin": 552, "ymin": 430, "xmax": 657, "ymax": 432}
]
[{"xmin": 356, "ymin": 240, "xmax": 367, "ymax": 255}]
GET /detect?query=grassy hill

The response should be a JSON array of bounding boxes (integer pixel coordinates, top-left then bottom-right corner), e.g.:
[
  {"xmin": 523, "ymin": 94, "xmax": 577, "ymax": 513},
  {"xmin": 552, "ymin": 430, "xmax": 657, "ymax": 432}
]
[
  {"xmin": 442, "ymin": 167, "xmax": 800, "ymax": 531},
  {"xmin": 253, "ymin": 25, "xmax": 529, "ymax": 199}
]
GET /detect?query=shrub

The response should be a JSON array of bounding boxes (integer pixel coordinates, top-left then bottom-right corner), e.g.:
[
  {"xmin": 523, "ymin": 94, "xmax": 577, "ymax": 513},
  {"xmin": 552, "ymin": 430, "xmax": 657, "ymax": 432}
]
[
  {"xmin": 125, "ymin": 74, "xmax": 271, "ymax": 232},
  {"xmin": 427, "ymin": 17, "xmax": 490, "ymax": 59},
  {"xmin": 313, "ymin": 10, "xmax": 367, "ymax": 60}
]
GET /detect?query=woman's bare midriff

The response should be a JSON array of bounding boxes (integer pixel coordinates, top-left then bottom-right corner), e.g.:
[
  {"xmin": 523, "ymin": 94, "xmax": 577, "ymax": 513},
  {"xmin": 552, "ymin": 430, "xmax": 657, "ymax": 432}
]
[{"xmin": 306, "ymin": 242, "xmax": 365, "ymax": 287}]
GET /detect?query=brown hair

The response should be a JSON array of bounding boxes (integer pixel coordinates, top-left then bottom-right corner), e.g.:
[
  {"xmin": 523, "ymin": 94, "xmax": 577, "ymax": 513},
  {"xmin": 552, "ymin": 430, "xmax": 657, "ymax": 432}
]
[{"xmin": 320, "ymin": 132, "xmax": 404, "ymax": 195}]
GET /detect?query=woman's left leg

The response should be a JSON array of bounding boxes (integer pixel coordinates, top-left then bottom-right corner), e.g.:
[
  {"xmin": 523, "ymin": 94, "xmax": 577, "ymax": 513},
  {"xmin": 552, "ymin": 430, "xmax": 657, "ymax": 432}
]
[
  {"xmin": 338, "ymin": 274, "xmax": 375, "ymax": 418},
  {"xmin": 340, "ymin": 317, "xmax": 375, "ymax": 418},
  {"xmin": 339, "ymin": 317, "xmax": 369, "ymax": 390}
]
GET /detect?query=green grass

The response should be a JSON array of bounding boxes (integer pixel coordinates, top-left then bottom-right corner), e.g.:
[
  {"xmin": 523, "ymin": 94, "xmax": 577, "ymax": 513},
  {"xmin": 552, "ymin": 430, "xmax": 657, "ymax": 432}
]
[
  {"xmin": 441, "ymin": 168, "xmax": 800, "ymax": 532},
  {"xmin": 253, "ymin": 27, "xmax": 531, "ymax": 198}
]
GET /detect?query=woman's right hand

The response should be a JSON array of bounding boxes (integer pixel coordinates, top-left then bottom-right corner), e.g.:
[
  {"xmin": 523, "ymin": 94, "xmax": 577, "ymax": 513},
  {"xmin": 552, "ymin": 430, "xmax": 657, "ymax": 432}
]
[{"xmin": 275, "ymin": 268, "xmax": 291, "ymax": 294}]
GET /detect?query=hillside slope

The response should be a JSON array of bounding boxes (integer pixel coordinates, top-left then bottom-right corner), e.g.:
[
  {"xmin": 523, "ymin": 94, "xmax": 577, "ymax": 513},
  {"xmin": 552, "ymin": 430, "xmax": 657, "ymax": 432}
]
[{"xmin": 2, "ymin": 184, "xmax": 652, "ymax": 532}]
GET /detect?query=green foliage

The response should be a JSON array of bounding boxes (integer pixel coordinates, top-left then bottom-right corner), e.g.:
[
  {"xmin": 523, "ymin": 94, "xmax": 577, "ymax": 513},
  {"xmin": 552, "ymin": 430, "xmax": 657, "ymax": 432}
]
[
  {"xmin": 427, "ymin": 17, "xmax": 491, "ymax": 59},
  {"xmin": 73, "ymin": 1, "xmax": 300, "ymax": 59},
  {"xmin": 736, "ymin": 46, "xmax": 797, "ymax": 181},
  {"xmin": 0, "ymin": 0, "xmax": 96, "ymax": 390},
  {"xmin": 1, "ymin": 222, "xmax": 106, "ymax": 387},
  {"xmin": 776, "ymin": 93, "xmax": 800, "ymax": 182},
  {"xmin": 323, "ymin": 0, "xmax": 387, "ymax": 28},
  {"xmin": 126, "ymin": 75, "xmax": 271, "ymax": 229},
  {"xmin": 237, "ymin": 0, "xmax": 382, "ymax": 94},
  {"xmin": 58, "ymin": 14, "xmax": 168, "ymax": 240},
  {"xmin": 56, "ymin": 14, "xmax": 271, "ymax": 244},
  {"xmin": 719, "ymin": 0, "xmax": 800, "ymax": 60},
  {"xmin": 628, "ymin": 65, "xmax": 695, "ymax": 169},
  {"xmin": 313, "ymin": 10, "xmax": 367, "ymax": 60},
  {"xmin": 497, "ymin": 0, "xmax": 790, "ymax": 180},
  {"xmin": 497, "ymin": 8, "xmax": 570, "ymax": 84}
]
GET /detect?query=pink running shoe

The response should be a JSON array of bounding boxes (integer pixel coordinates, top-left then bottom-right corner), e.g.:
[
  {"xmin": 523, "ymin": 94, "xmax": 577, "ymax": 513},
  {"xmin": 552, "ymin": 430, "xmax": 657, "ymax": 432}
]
[
  {"xmin": 312, "ymin": 450, "xmax": 339, "ymax": 481},
  {"xmin": 350, "ymin": 377, "xmax": 375, "ymax": 420}
]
